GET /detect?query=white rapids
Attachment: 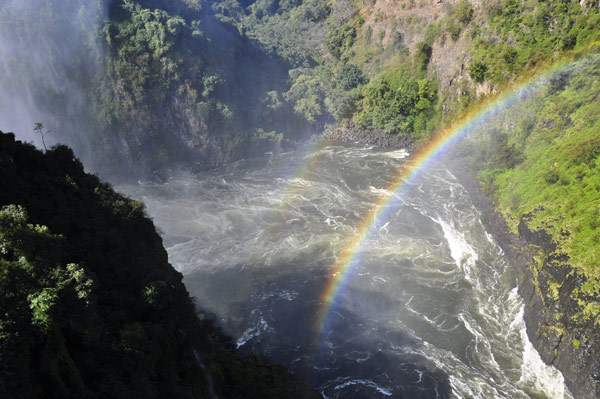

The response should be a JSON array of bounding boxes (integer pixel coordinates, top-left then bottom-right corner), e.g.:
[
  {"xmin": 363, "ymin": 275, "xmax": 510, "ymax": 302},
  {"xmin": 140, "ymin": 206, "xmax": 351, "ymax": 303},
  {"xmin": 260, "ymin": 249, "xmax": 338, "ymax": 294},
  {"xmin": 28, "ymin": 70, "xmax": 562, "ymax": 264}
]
[{"xmin": 120, "ymin": 142, "xmax": 572, "ymax": 399}]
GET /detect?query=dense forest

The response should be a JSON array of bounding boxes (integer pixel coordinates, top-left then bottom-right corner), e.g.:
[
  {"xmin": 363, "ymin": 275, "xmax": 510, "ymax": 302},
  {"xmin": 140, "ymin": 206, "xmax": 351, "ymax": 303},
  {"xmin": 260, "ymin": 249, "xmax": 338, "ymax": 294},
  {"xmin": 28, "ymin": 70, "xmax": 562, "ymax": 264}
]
[
  {"xmin": 0, "ymin": 132, "xmax": 319, "ymax": 398},
  {"xmin": 0, "ymin": 0, "xmax": 310, "ymax": 179},
  {"xmin": 2, "ymin": 0, "xmax": 597, "ymax": 180}
]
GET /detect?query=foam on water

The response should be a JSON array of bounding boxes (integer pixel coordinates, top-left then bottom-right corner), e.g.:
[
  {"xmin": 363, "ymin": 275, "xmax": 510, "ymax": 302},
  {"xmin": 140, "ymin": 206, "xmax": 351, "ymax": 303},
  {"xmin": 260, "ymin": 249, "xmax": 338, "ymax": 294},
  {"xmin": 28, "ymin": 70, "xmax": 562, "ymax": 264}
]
[
  {"xmin": 332, "ymin": 379, "xmax": 393, "ymax": 396},
  {"xmin": 382, "ymin": 149, "xmax": 410, "ymax": 160},
  {"xmin": 434, "ymin": 217, "xmax": 478, "ymax": 283},
  {"xmin": 515, "ymin": 295, "xmax": 573, "ymax": 399},
  {"xmin": 119, "ymin": 143, "xmax": 573, "ymax": 399},
  {"xmin": 236, "ymin": 316, "xmax": 271, "ymax": 349}
]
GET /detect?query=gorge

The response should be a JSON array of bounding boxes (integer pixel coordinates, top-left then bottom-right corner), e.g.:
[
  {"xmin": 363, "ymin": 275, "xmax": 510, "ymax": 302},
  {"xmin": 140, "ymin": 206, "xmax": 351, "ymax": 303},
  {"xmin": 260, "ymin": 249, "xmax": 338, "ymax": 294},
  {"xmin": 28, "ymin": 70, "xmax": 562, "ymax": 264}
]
[{"xmin": 119, "ymin": 140, "xmax": 571, "ymax": 398}]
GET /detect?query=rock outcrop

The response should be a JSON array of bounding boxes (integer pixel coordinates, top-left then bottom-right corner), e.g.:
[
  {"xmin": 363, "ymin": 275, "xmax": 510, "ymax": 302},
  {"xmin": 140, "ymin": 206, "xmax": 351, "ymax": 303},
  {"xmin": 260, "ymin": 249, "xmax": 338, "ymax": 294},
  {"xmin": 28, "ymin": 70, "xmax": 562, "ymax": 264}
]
[{"xmin": 445, "ymin": 158, "xmax": 600, "ymax": 399}]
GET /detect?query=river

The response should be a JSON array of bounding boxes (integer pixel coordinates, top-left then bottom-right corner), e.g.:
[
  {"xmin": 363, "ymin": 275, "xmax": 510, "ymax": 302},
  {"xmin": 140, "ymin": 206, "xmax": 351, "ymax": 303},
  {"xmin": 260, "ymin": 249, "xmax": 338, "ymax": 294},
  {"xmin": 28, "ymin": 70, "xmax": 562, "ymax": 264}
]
[{"xmin": 120, "ymin": 141, "xmax": 571, "ymax": 399}]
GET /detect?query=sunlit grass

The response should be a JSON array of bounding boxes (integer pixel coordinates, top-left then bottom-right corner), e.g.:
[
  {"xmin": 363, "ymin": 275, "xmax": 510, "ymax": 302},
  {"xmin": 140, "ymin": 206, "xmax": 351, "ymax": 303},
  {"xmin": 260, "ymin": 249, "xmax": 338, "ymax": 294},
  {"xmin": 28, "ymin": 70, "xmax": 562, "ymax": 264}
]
[{"xmin": 469, "ymin": 55, "xmax": 600, "ymax": 323}]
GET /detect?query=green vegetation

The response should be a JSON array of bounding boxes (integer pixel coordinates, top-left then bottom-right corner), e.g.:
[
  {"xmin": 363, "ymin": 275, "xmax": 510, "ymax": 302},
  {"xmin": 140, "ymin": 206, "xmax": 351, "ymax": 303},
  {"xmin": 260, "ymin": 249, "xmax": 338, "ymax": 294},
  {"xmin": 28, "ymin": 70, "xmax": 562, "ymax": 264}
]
[
  {"xmin": 0, "ymin": 0, "xmax": 311, "ymax": 179},
  {"xmin": 217, "ymin": 0, "xmax": 598, "ymax": 150},
  {"xmin": 0, "ymin": 132, "xmax": 317, "ymax": 399},
  {"xmin": 469, "ymin": 61, "xmax": 488, "ymax": 83},
  {"xmin": 216, "ymin": 0, "xmax": 445, "ymax": 140},
  {"xmin": 337, "ymin": 64, "xmax": 367, "ymax": 91},
  {"xmin": 97, "ymin": 0, "xmax": 312, "ymax": 176},
  {"xmin": 453, "ymin": 0, "xmax": 474, "ymax": 25},
  {"xmin": 107, "ymin": 1, "xmax": 186, "ymax": 105},
  {"xmin": 469, "ymin": 0, "xmax": 600, "ymax": 85},
  {"xmin": 284, "ymin": 69, "xmax": 328, "ymax": 122},
  {"xmin": 353, "ymin": 69, "xmax": 437, "ymax": 137},
  {"xmin": 460, "ymin": 55, "xmax": 600, "ymax": 324},
  {"xmin": 1, "ymin": 0, "xmax": 599, "ymax": 179},
  {"xmin": 326, "ymin": 24, "xmax": 357, "ymax": 60}
]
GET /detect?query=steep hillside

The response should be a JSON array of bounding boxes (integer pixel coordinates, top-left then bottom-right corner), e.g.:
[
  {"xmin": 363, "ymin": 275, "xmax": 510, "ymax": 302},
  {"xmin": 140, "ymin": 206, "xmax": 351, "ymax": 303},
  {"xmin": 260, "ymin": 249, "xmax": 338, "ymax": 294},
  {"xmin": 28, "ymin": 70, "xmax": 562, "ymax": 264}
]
[
  {"xmin": 0, "ymin": 131, "xmax": 318, "ymax": 399},
  {"xmin": 211, "ymin": 0, "xmax": 599, "ymax": 143},
  {"xmin": 453, "ymin": 54, "xmax": 600, "ymax": 398},
  {"xmin": 1, "ymin": 0, "xmax": 598, "ymax": 180},
  {"xmin": 0, "ymin": 0, "xmax": 310, "ymax": 180}
]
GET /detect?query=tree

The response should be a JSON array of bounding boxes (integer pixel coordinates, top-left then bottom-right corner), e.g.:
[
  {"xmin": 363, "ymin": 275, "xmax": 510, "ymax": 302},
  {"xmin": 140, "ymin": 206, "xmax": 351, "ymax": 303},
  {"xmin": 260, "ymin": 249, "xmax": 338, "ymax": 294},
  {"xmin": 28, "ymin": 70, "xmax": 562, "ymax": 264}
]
[
  {"xmin": 326, "ymin": 24, "xmax": 356, "ymax": 59},
  {"xmin": 284, "ymin": 73, "xmax": 325, "ymax": 122},
  {"xmin": 33, "ymin": 122, "xmax": 50, "ymax": 151},
  {"xmin": 337, "ymin": 64, "xmax": 367, "ymax": 90}
]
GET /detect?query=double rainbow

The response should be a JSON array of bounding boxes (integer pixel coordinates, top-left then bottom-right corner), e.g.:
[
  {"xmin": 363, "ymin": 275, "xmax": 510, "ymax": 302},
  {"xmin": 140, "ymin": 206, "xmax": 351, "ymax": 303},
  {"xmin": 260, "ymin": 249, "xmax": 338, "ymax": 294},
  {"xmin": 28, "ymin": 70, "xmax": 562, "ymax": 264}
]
[{"xmin": 312, "ymin": 53, "xmax": 595, "ymax": 338}]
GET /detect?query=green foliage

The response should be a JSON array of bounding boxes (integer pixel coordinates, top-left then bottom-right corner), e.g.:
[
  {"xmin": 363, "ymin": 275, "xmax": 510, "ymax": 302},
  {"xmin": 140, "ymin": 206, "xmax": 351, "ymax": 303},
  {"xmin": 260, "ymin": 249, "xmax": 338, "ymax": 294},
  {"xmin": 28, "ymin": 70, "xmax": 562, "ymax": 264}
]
[
  {"xmin": 0, "ymin": 133, "xmax": 317, "ymax": 399},
  {"xmin": 470, "ymin": 0, "xmax": 600, "ymax": 85},
  {"xmin": 108, "ymin": 1, "xmax": 185, "ymax": 104},
  {"xmin": 28, "ymin": 288, "xmax": 59, "ymax": 331},
  {"xmin": 415, "ymin": 41, "xmax": 433, "ymax": 71},
  {"xmin": 469, "ymin": 61, "xmax": 488, "ymax": 83},
  {"xmin": 390, "ymin": 31, "xmax": 407, "ymax": 53},
  {"xmin": 284, "ymin": 71, "xmax": 326, "ymax": 122},
  {"xmin": 446, "ymin": 20, "xmax": 462, "ymax": 41},
  {"xmin": 102, "ymin": 0, "xmax": 315, "ymax": 175},
  {"xmin": 0, "ymin": 0, "xmax": 319, "ymax": 179},
  {"xmin": 337, "ymin": 64, "xmax": 367, "ymax": 90},
  {"xmin": 326, "ymin": 88, "xmax": 362, "ymax": 120},
  {"xmin": 489, "ymin": 130, "xmax": 523, "ymax": 169},
  {"xmin": 326, "ymin": 24, "xmax": 357, "ymax": 60},
  {"xmin": 453, "ymin": 0, "xmax": 474, "ymax": 25},
  {"xmin": 463, "ymin": 56, "xmax": 600, "ymax": 324},
  {"xmin": 353, "ymin": 69, "xmax": 437, "ymax": 137},
  {"xmin": 241, "ymin": 0, "xmax": 331, "ymax": 66}
]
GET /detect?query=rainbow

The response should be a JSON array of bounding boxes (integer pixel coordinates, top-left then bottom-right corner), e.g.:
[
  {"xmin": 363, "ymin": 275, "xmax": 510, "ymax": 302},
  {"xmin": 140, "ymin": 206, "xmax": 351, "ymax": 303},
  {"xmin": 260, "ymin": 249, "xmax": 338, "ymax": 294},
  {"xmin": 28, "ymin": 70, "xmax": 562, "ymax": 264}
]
[
  {"xmin": 312, "ymin": 53, "xmax": 594, "ymax": 338},
  {"xmin": 270, "ymin": 138, "xmax": 331, "ymax": 222}
]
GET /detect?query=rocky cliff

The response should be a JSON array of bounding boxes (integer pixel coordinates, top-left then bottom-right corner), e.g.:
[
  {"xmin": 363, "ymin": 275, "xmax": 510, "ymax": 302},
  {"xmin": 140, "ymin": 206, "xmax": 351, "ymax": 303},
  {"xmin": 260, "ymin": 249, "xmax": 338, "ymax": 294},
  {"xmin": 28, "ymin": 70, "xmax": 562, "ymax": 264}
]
[
  {"xmin": 0, "ymin": 131, "xmax": 318, "ymax": 399},
  {"xmin": 445, "ymin": 156, "xmax": 600, "ymax": 399}
]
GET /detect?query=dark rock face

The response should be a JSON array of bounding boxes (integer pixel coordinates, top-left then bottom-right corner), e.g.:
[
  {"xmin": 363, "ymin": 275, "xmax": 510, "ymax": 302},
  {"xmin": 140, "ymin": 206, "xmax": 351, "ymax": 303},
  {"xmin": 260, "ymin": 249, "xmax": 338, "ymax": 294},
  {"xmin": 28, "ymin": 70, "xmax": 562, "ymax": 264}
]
[
  {"xmin": 445, "ymin": 158, "xmax": 600, "ymax": 399},
  {"xmin": 322, "ymin": 122, "xmax": 415, "ymax": 148},
  {"xmin": 518, "ymin": 211, "xmax": 557, "ymax": 252}
]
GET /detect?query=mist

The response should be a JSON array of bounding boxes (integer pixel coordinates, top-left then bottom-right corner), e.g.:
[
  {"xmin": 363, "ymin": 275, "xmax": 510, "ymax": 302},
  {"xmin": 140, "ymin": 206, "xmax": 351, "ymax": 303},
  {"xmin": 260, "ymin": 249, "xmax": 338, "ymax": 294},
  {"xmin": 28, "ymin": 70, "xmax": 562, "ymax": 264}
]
[
  {"xmin": 0, "ymin": 0, "xmax": 312, "ymax": 182},
  {"xmin": 0, "ymin": 0, "xmax": 107, "ymax": 165}
]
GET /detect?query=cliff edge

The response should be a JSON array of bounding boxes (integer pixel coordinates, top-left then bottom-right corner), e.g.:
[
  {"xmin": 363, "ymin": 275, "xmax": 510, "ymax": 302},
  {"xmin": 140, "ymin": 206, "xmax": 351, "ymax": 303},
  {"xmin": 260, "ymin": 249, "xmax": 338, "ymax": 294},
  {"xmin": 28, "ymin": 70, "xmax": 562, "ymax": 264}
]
[{"xmin": 0, "ymin": 131, "xmax": 318, "ymax": 399}]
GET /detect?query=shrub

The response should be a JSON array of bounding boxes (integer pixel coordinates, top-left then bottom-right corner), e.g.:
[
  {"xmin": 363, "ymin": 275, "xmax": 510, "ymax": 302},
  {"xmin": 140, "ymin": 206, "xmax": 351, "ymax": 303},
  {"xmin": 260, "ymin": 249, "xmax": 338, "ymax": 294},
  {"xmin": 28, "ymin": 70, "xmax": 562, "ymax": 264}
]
[
  {"xmin": 415, "ymin": 41, "xmax": 433, "ymax": 70},
  {"xmin": 454, "ymin": 0, "xmax": 474, "ymax": 24},
  {"xmin": 469, "ymin": 61, "xmax": 488, "ymax": 83},
  {"xmin": 326, "ymin": 24, "xmax": 356, "ymax": 59},
  {"xmin": 337, "ymin": 64, "xmax": 367, "ymax": 90},
  {"xmin": 544, "ymin": 171, "xmax": 559, "ymax": 184},
  {"xmin": 446, "ymin": 20, "xmax": 462, "ymax": 41}
]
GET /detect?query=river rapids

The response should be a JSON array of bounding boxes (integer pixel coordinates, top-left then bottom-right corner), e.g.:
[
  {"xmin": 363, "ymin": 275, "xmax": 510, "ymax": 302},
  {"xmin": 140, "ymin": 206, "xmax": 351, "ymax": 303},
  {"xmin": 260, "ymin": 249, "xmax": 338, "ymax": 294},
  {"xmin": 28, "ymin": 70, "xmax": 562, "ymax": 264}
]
[{"xmin": 120, "ymin": 142, "xmax": 572, "ymax": 399}]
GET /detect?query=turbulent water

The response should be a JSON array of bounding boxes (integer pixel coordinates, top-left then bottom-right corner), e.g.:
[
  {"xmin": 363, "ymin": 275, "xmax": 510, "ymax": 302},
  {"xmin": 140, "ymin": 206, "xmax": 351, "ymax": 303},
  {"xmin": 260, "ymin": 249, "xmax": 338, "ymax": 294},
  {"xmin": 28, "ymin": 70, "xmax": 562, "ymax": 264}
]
[{"xmin": 120, "ymin": 142, "xmax": 572, "ymax": 399}]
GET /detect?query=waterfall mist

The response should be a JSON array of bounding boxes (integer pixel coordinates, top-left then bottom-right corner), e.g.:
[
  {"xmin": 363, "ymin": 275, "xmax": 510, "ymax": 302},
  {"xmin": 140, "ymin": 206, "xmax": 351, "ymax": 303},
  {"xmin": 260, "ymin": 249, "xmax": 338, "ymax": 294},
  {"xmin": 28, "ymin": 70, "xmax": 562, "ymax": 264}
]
[
  {"xmin": 0, "ymin": 0, "xmax": 108, "ymax": 165},
  {"xmin": 0, "ymin": 0, "xmax": 308, "ymax": 181}
]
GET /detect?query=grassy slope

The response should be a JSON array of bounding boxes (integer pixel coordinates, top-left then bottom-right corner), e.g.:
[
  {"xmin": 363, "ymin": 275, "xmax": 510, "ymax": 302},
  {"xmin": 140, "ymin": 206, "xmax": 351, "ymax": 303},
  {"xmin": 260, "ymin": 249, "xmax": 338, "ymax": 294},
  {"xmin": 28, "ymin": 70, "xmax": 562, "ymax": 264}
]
[{"xmin": 473, "ymin": 56, "xmax": 600, "ymax": 324}]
